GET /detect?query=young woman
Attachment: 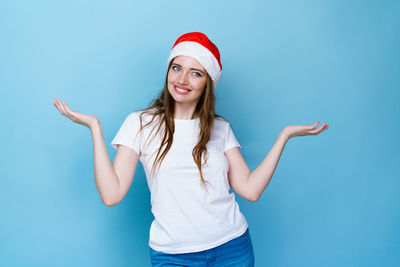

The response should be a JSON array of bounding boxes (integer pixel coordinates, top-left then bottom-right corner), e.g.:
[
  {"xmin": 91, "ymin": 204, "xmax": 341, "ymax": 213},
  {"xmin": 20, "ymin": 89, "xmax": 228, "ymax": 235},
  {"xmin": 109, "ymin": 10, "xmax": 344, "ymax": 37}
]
[{"xmin": 53, "ymin": 32, "xmax": 329, "ymax": 266}]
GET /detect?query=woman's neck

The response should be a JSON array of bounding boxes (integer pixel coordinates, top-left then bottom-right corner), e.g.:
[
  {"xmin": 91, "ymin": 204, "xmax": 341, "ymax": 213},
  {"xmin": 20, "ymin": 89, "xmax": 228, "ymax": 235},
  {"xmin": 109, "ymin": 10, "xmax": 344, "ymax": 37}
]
[{"xmin": 173, "ymin": 103, "xmax": 199, "ymax": 120}]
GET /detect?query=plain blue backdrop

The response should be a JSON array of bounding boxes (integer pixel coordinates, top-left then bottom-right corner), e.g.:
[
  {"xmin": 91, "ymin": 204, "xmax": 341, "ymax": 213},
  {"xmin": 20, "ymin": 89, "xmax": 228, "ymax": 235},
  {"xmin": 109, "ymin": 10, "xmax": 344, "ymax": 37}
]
[{"xmin": 1, "ymin": 0, "xmax": 399, "ymax": 266}]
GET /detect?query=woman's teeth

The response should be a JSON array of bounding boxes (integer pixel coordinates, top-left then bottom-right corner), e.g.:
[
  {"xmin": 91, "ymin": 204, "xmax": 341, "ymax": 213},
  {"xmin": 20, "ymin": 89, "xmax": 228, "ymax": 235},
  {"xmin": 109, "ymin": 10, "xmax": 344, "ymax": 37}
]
[{"xmin": 175, "ymin": 86, "xmax": 191, "ymax": 94}]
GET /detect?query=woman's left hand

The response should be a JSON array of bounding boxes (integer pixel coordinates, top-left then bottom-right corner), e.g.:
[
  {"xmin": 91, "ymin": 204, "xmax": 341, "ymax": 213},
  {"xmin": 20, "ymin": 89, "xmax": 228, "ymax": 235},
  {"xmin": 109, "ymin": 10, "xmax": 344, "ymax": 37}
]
[{"xmin": 281, "ymin": 121, "xmax": 330, "ymax": 140}]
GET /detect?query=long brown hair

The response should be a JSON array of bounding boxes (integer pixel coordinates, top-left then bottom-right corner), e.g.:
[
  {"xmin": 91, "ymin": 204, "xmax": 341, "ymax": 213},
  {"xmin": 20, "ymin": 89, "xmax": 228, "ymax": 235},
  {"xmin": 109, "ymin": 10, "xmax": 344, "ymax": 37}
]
[{"xmin": 137, "ymin": 59, "xmax": 224, "ymax": 192}]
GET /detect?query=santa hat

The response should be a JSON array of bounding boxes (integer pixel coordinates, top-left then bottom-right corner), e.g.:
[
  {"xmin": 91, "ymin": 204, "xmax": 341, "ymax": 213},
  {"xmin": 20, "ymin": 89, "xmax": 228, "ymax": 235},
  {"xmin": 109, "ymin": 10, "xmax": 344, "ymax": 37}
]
[{"xmin": 167, "ymin": 32, "xmax": 222, "ymax": 88}]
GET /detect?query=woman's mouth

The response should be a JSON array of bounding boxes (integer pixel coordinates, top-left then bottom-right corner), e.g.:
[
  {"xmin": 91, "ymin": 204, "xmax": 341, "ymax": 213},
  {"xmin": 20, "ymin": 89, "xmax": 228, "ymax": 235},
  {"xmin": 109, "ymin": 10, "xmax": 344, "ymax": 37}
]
[{"xmin": 174, "ymin": 85, "xmax": 191, "ymax": 95}]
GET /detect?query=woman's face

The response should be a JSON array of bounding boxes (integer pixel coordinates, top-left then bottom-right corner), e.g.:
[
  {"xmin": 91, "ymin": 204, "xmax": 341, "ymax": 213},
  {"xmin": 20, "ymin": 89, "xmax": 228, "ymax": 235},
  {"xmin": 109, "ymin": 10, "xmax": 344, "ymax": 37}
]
[{"xmin": 167, "ymin": 56, "xmax": 207, "ymax": 107}]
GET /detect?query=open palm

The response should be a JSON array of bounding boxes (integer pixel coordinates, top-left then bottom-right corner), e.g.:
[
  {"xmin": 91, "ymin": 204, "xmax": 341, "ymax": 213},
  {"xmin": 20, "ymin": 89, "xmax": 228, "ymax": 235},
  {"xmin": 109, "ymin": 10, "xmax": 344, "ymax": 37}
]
[
  {"xmin": 283, "ymin": 121, "xmax": 330, "ymax": 139},
  {"xmin": 53, "ymin": 98, "xmax": 99, "ymax": 129}
]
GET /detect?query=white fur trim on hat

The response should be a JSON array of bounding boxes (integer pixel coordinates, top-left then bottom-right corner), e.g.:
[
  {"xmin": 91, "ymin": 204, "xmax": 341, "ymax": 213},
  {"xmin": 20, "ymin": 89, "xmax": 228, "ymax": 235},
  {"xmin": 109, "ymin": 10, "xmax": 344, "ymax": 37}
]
[{"xmin": 167, "ymin": 41, "xmax": 222, "ymax": 88}]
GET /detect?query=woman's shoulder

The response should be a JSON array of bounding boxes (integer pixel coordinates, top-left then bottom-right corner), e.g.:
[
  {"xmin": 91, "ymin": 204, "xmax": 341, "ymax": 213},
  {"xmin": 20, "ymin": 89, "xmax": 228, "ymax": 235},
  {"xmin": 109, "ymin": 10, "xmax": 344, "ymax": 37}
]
[
  {"xmin": 128, "ymin": 107, "xmax": 156, "ymax": 118},
  {"xmin": 120, "ymin": 108, "xmax": 158, "ymax": 126},
  {"xmin": 213, "ymin": 116, "xmax": 232, "ymax": 133},
  {"xmin": 214, "ymin": 115, "xmax": 230, "ymax": 125}
]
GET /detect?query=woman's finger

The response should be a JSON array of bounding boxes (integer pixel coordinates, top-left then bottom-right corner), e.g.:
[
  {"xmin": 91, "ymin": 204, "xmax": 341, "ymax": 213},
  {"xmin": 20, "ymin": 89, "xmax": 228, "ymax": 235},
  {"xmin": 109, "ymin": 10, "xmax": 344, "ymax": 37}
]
[
  {"xmin": 63, "ymin": 102, "xmax": 70, "ymax": 115},
  {"xmin": 54, "ymin": 100, "xmax": 65, "ymax": 115},
  {"xmin": 63, "ymin": 102, "xmax": 78, "ymax": 121},
  {"xmin": 309, "ymin": 121, "xmax": 320, "ymax": 129},
  {"xmin": 60, "ymin": 101, "xmax": 69, "ymax": 116},
  {"xmin": 64, "ymin": 102, "xmax": 77, "ymax": 116},
  {"xmin": 311, "ymin": 123, "xmax": 328, "ymax": 135},
  {"xmin": 58, "ymin": 100, "xmax": 68, "ymax": 116},
  {"xmin": 56, "ymin": 99, "xmax": 69, "ymax": 118}
]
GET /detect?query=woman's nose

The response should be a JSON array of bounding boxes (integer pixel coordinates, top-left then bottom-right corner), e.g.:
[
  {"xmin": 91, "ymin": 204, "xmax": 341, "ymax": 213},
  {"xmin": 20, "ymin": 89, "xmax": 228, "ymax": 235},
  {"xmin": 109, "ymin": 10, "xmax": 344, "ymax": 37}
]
[{"xmin": 178, "ymin": 72, "xmax": 189, "ymax": 85}]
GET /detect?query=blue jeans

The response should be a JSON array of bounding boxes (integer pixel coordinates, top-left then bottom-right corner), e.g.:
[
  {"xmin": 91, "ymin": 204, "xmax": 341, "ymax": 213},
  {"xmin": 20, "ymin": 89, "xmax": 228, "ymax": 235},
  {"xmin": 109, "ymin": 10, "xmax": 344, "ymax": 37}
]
[{"xmin": 149, "ymin": 227, "xmax": 255, "ymax": 267}]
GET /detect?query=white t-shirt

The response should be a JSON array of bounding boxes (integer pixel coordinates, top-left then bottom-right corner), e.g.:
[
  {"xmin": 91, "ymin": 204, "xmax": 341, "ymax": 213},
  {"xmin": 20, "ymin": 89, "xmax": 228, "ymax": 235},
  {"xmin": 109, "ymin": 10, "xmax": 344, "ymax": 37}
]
[{"xmin": 110, "ymin": 110, "xmax": 248, "ymax": 254}]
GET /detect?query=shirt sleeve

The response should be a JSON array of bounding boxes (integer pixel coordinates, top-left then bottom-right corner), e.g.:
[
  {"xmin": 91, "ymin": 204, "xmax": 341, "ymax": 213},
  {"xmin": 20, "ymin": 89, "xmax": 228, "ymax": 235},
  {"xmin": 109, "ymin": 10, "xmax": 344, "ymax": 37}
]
[
  {"xmin": 111, "ymin": 112, "xmax": 141, "ymax": 155},
  {"xmin": 224, "ymin": 122, "xmax": 242, "ymax": 152}
]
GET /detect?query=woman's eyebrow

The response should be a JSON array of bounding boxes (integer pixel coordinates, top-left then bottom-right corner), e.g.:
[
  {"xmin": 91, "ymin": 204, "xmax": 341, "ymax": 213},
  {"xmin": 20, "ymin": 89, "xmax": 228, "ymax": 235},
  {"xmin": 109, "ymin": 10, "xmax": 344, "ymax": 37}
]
[{"xmin": 172, "ymin": 63, "xmax": 205, "ymax": 74}]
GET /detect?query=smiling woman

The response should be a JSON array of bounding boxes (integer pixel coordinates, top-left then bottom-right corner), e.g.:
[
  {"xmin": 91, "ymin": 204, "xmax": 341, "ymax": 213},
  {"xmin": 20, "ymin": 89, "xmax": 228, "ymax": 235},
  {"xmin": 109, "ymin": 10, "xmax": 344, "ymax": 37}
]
[
  {"xmin": 53, "ymin": 31, "xmax": 329, "ymax": 267},
  {"xmin": 167, "ymin": 56, "xmax": 208, "ymax": 110}
]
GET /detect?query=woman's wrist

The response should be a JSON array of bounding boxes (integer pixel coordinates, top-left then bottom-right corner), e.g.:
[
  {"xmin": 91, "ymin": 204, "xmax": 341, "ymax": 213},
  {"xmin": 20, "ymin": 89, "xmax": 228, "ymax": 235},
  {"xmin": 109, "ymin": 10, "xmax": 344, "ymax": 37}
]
[
  {"xmin": 89, "ymin": 118, "xmax": 101, "ymax": 132},
  {"xmin": 279, "ymin": 128, "xmax": 291, "ymax": 141}
]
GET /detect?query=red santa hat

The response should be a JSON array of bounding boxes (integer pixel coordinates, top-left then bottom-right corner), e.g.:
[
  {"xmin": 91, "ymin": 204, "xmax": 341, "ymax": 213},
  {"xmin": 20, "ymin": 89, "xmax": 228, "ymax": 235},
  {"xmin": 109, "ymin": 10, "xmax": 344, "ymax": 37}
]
[{"xmin": 167, "ymin": 32, "xmax": 222, "ymax": 88}]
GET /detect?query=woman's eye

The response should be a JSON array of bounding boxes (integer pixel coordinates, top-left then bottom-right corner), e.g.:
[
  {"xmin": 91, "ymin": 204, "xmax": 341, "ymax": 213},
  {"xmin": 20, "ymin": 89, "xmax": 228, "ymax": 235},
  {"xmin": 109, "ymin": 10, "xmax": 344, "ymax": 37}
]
[{"xmin": 171, "ymin": 66, "xmax": 201, "ymax": 77}]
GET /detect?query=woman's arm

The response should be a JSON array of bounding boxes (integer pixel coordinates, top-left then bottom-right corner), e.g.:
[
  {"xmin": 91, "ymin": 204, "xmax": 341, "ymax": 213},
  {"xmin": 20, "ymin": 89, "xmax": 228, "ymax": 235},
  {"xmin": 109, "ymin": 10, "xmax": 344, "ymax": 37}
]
[
  {"xmin": 53, "ymin": 99, "xmax": 139, "ymax": 206},
  {"xmin": 225, "ymin": 121, "xmax": 329, "ymax": 202},
  {"xmin": 247, "ymin": 131, "xmax": 289, "ymax": 201},
  {"xmin": 90, "ymin": 122, "xmax": 121, "ymax": 206},
  {"xmin": 225, "ymin": 131, "xmax": 288, "ymax": 202}
]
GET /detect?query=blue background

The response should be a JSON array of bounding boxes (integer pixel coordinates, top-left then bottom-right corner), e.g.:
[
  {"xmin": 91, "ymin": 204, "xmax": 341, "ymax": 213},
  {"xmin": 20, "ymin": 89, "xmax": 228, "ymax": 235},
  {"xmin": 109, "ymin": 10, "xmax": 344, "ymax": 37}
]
[{"xmin": 1, "ymin": 0, "xmax": 399, "ymax": 266}]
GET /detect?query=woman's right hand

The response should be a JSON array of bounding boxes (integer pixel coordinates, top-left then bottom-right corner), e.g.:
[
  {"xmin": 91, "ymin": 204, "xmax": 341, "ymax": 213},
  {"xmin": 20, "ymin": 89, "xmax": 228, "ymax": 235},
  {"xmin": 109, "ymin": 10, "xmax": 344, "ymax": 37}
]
[{"xmin": 53, "ymin": 98, "xmax": 99, "ymax": 130}]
